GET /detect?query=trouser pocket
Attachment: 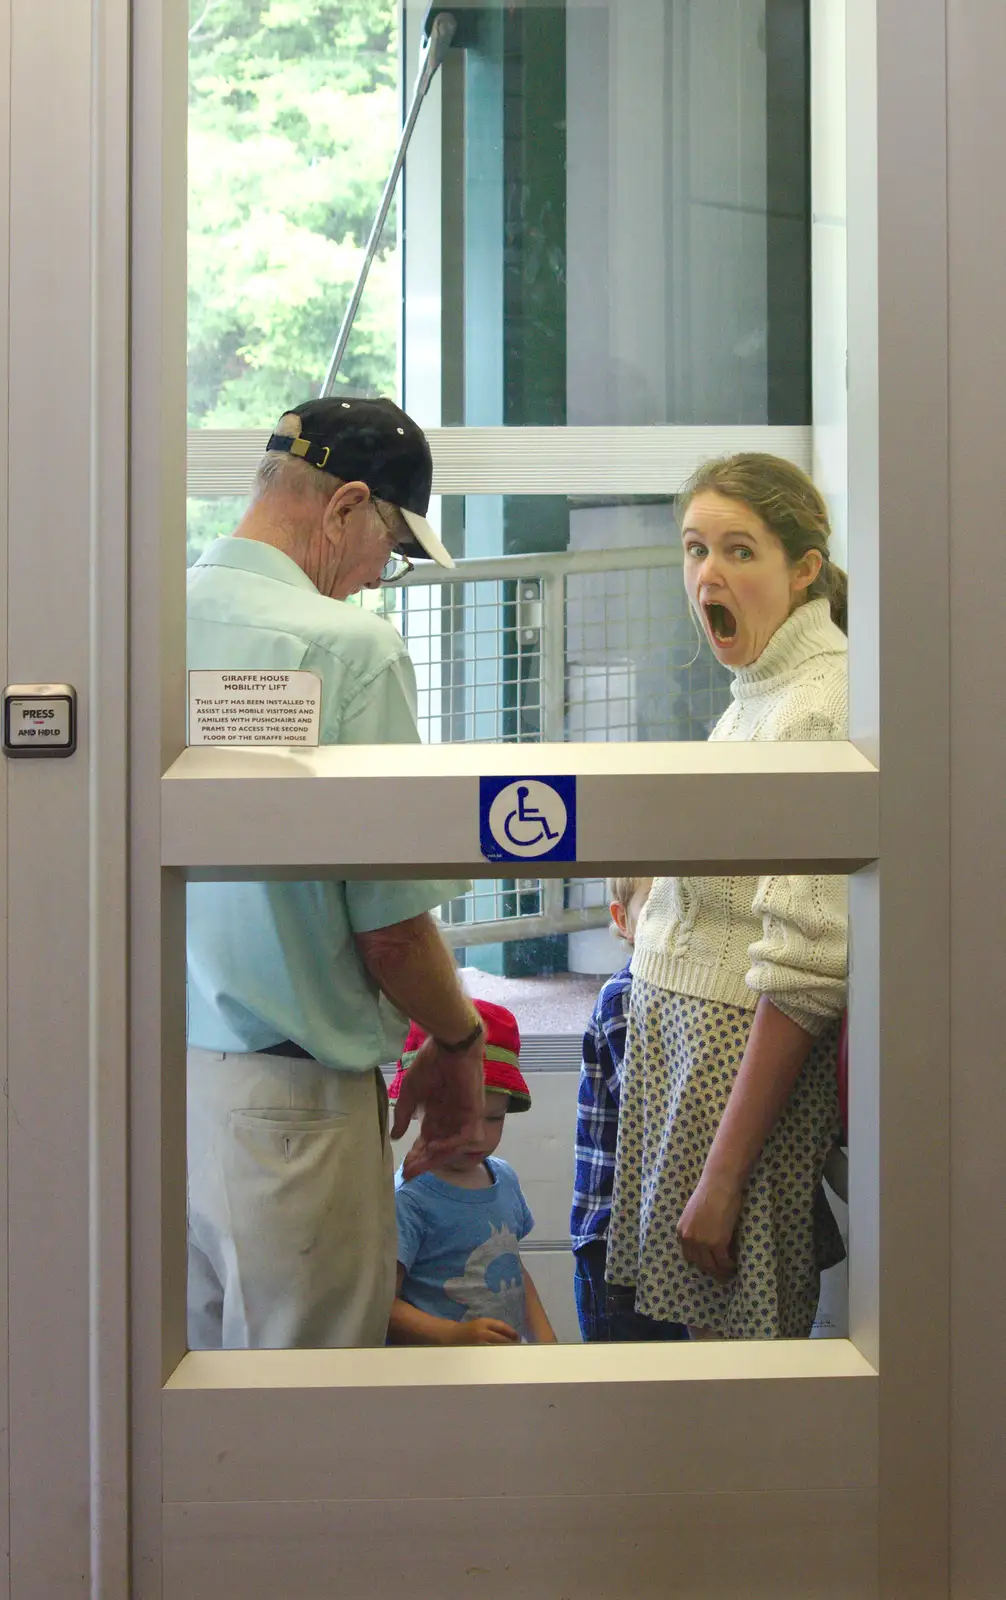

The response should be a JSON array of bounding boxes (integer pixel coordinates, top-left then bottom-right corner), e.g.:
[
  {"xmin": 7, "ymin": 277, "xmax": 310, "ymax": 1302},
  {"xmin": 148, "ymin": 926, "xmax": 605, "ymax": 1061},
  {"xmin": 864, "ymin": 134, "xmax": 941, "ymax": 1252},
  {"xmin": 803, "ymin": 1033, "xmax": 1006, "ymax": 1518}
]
[
  {"xmin": 218, "ymin": 1107, "xmax": 359, "ymax": 1346},
  {"xmin": 229, "ymin": 1107, "xmax": 348, "ymax": 1168}
]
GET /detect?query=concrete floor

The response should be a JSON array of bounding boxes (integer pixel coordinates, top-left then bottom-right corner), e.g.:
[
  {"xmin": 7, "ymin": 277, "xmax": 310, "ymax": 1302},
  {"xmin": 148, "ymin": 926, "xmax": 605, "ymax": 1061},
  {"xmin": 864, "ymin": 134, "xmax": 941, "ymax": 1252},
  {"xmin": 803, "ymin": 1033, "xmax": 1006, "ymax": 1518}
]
[{"xmin": 457, "ymin": 967, "xmax": 607, "ymax": 1037}]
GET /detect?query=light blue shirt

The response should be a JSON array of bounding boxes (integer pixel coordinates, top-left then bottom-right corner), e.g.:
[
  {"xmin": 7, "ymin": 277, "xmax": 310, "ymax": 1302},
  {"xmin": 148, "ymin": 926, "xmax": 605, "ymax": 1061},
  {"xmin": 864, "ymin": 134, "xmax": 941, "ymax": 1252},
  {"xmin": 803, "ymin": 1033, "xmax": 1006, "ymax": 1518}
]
[
  {"xmin": 186, "ymin": 538, "xmax": 468, "ymax": 1070},
  {"xmin": 395, "ymin": 1159, "xmax": 534, "ymax": 1333}
]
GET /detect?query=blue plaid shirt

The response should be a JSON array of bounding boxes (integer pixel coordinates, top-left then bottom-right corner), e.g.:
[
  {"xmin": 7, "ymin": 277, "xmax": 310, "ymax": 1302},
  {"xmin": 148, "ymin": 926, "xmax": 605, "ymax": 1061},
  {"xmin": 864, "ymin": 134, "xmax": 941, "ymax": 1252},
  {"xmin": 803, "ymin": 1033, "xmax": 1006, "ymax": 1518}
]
[{"xmin": 570, "ymin": 963, "xmax": 631, "ymax": 1252}]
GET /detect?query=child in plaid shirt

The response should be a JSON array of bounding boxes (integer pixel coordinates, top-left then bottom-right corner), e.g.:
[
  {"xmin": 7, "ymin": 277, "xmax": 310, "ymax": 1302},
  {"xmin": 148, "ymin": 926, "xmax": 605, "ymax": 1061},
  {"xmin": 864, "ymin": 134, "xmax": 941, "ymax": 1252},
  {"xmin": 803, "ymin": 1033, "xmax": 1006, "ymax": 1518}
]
[{"xmin": 571, "ymin": 878, "xmax": 688, "ymax": 1343}]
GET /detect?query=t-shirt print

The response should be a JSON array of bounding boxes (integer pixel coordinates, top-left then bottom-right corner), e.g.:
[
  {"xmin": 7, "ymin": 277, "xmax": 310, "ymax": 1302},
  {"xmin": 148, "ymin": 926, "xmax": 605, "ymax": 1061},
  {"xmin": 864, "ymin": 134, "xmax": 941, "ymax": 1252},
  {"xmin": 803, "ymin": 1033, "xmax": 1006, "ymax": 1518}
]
[
  {"xmin": 393, "ymin": 1156, "xmax": 535, "ymax": 1333},
  {"xmin": 443, "ymin": 1223, "xmax": 525, "ymax": 1328}
]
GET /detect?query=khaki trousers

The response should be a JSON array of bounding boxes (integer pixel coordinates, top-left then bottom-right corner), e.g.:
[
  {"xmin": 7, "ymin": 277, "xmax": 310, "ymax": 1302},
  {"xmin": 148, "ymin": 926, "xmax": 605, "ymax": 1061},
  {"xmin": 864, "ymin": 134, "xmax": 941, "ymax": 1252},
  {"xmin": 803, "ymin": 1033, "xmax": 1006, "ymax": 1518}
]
[{"xmin": 186, "ymin": 1048, "xmax": 396, "ymax": 1349}]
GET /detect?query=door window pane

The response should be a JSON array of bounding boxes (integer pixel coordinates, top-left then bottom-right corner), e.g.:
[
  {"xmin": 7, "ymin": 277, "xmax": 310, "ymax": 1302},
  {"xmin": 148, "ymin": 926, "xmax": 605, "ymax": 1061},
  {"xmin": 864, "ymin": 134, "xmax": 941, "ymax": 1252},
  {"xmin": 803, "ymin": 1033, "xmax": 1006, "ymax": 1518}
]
[
  {"xmin": 188, "ymin": 0, "xmax": 401, "ymax": 428},
  {"xmin": 184, "ymin": 888, "xmax": 850, "ymax": 1347},
  {"xmin": 187, "ymin": 495, "xmax": 247, "ymax": 567},
  {"xmin": 187, "ymin": 482, "xmax": 850, "ymax": 746},
  {"xmin": 397, "ymin": 496, "xmax": 732, "ymax": 744},
  {"xmin": 184, "ymin": 4, "xmax": 842, "ymax": 751},
  {"xmin": 404, "ymin": 0, "xmax": 811, "ymax": 429},
  {"xmin": 188, "ymin": 1, "xmax": 812, "ymax": 430}
]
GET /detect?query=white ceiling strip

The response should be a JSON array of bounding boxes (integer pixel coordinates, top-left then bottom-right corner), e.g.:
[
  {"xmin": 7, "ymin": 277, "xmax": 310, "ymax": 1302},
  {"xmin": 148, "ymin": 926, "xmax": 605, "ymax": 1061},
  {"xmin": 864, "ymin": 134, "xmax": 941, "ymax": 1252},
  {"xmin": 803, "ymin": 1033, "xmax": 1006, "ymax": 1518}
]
[{"xmin": 186, "ymin": 425, "xmax": 814, "ymax": 498}]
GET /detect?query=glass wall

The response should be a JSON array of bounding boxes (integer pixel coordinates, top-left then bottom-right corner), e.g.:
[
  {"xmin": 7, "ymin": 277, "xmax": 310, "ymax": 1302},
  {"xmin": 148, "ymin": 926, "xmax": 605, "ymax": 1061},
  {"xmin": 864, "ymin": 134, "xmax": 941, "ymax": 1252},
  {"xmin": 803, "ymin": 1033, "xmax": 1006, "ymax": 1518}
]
[
  {"xmin": 403, "ymin": 0, "xmax": 811, "ymax": 432},
  {"xmin": 188, "ymin": 0, "xmax": 812, "ymax": 432},
  {"xmin": 186, "ymin": 2, "xmax": 831, "ymax": 746},
  {"xmin": 184, "ymin": 893, "xmax": 850, "ymax": 1347}
]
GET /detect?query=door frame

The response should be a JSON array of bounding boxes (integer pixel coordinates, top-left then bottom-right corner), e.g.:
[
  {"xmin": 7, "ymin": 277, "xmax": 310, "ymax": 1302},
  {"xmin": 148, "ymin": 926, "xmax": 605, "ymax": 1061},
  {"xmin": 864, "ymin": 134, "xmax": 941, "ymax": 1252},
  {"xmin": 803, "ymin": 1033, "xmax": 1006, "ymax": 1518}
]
[
  {"xmin": 0, "ymin": 0, "xmax": 957, "ymax": 1594},
  {"xmin": 132, "ymin": 2, "xmax": 949, "ymax": 1595}
]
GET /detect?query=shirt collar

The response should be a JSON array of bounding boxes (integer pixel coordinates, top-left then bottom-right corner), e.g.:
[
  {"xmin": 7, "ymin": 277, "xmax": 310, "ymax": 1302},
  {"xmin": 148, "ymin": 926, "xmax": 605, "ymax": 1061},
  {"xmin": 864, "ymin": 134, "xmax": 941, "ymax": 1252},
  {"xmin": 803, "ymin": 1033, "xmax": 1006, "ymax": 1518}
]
[{"xmin": 194, "ymin": 537, "xmax": 320, "ymax": 595}]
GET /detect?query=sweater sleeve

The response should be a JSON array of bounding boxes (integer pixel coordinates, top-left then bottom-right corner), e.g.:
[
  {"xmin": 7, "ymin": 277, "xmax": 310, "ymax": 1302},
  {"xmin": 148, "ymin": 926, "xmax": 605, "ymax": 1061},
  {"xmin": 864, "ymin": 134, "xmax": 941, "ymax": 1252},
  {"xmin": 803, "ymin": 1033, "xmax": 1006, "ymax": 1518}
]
[{"xmin": 746, "ymin": 873, "xmax": 847, "ymax": 1035}]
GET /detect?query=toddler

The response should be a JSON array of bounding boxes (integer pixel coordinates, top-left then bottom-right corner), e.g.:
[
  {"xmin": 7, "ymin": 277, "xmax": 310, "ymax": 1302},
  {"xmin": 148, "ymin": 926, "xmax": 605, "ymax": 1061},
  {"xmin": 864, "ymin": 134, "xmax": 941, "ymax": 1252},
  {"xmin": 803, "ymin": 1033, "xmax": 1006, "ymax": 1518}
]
[
  {"xmin": 571, "ymin": 877, "xmax": 689, "ymax": 1343},
  {"xmin": 388, "ymin": 999, "xmax": 557, "ymax": 1347}
]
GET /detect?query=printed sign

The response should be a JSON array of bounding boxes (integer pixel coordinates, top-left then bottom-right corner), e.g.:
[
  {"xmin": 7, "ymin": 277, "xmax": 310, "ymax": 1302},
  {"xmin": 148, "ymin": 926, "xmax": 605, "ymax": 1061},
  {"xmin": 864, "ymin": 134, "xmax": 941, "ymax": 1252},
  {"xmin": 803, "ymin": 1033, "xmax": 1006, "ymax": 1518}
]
[
  {"xmin": 188, "ymin": 670, "xmax": 322, "ymax": 746},
  {"xmin": 479, "ymin": 776, "xmax": 577, "ymax": 864},
  {"xmin": 7, "ymin": 697, "xmax": 73, "ymax": 748}
]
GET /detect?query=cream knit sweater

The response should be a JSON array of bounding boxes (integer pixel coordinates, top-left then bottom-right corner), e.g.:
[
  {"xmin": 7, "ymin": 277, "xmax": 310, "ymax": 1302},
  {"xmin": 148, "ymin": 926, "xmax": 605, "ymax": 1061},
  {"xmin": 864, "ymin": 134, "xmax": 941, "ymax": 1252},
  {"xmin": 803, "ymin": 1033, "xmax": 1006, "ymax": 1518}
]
[{"xmin": 631, "ymin": 598, "xmax": 849, "ymax": 1036}]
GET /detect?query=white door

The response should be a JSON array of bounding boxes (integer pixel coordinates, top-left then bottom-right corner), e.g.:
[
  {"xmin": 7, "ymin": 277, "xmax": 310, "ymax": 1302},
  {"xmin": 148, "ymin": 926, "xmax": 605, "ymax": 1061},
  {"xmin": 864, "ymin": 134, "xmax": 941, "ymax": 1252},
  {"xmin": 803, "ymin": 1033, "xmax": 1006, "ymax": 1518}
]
[{"xmin": 6, "ymin": 0, "xmax": 996, "ymax": 1595}]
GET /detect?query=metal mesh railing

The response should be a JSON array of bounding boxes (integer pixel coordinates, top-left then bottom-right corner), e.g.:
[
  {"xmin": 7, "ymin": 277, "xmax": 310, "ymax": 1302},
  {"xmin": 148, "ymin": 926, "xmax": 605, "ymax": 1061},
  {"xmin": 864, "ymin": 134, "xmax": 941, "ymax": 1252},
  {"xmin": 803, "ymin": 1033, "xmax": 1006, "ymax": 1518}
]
[
  {"xmin": 395, "ymin": 544, "xmax": 731, "ymax": 746},
  {"xmin": 387, "ymin": 544, "xmax": 732, "ymax": 947}
]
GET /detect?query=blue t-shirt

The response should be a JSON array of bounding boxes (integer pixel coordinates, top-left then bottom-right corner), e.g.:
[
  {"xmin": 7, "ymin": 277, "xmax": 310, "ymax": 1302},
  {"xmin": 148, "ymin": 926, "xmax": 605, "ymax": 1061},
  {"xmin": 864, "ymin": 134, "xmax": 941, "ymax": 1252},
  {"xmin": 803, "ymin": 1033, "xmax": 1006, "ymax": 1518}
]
[{"xmin": 395, "ymin": 1158, "xmax": 534, "ymax": 1335}]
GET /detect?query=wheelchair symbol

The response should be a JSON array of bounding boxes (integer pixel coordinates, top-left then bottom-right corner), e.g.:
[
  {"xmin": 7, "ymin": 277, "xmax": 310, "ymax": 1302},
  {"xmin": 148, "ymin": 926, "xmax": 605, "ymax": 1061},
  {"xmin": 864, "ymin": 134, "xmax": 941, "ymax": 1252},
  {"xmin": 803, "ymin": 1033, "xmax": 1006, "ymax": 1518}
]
[
  {"xmin": 486, "ymin": 779, "xmax": 569, "ymax": 860},
  {"xmin": 504, "ymin": 785, "xmax": 560, "ymax": 849}
]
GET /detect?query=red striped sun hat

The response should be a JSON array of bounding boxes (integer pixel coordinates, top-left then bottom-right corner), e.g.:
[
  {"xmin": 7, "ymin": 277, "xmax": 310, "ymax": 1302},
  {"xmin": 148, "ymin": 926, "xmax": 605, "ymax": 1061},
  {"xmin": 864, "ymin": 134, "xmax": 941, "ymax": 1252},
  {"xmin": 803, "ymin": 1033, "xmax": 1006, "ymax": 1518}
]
[{"xmin": 388, "ymin": 998, "xmax": 531, "ymax": 1113}]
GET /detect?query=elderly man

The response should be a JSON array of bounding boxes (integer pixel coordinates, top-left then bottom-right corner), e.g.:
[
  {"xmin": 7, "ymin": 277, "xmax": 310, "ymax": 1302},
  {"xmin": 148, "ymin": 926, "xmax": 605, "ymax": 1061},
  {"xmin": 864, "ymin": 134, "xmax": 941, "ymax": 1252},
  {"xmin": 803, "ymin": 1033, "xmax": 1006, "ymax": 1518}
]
[{"xmin": 186, "ymin": 396, "xmax": 484, "ymax": 1350}]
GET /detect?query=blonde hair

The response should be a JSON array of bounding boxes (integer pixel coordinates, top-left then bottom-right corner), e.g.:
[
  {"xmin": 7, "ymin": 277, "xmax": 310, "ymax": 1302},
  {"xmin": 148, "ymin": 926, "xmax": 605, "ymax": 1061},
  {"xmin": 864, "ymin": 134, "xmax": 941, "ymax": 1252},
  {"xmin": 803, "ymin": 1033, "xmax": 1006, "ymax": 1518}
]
[
  {"xmin": 606, "ymin": 877, "xmax": 648, "ymax": 911},
  {"xmin": 607, "ymin": 876, "xmax": 651, "ymax": 945},
  {"xmin": 677, "ymin": 453, "xmax": 848, "ymax": 634}
]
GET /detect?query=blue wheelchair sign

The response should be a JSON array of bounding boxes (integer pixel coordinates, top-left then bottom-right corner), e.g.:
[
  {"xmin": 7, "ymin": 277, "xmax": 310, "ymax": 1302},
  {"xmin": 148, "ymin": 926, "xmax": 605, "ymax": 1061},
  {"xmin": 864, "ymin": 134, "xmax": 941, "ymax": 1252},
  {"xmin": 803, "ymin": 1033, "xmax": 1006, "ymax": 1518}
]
[{"xmin": 479, "ymin": 776, "xmax": 577, "ymax": 863}]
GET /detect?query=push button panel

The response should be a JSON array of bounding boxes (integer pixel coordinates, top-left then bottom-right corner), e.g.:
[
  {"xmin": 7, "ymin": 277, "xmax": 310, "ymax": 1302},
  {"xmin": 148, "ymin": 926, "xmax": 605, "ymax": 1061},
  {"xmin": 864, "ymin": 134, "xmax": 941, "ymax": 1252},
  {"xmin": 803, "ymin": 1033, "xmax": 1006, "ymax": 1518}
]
[{"xmin": 2, "ymin": 684, "xmax": 77, "ymax": 758}]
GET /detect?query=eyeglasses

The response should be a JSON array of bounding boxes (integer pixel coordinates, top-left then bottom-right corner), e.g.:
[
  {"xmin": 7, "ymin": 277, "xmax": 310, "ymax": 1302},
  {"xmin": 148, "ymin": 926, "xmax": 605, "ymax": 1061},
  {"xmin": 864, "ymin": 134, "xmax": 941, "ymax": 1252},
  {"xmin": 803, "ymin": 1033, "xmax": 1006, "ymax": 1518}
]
[
  {"xmin": 379, "ymin": 553, "xmax": 414, "ymax": 584},
  {"xmin": 372, "ymin": 500, "xmax": 414, "ymax": 584}
]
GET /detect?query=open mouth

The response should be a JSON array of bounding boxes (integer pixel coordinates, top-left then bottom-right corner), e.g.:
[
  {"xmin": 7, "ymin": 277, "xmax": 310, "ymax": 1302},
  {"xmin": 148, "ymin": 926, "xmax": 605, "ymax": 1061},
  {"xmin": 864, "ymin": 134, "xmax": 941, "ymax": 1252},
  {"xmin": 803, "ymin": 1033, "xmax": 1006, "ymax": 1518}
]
[{"xmin": 703, "ymin": 601, "xmax": 738, "ymax": 645}]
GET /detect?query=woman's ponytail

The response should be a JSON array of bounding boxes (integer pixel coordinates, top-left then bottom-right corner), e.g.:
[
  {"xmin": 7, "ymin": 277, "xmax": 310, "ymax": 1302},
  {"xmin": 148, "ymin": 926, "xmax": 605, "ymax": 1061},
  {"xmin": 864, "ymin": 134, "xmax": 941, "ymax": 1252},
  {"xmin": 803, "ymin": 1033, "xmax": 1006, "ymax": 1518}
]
[{"xmin": 819, "ymin": 560, "xmax": 848, "ymax": 635}]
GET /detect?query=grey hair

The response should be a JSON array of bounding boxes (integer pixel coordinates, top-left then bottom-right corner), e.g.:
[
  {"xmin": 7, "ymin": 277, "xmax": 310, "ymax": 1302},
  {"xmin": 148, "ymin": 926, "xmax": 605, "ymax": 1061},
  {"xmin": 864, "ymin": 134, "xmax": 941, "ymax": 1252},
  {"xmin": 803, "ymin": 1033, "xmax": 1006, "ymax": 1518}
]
[{"xmin": 252, "ymin": 412, "xmax": 340, "ymax": 506}]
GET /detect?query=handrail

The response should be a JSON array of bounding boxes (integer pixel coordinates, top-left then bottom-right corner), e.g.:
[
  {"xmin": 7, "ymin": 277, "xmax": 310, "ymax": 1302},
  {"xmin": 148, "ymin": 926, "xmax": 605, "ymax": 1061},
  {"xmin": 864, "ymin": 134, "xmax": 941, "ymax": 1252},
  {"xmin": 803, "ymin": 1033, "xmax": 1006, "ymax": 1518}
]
[
  {"xmin": 397, "ymin": 542, "xmax": 682, "ymax": 587},
  {"xmin": 437, "ymin": 906, "xmax": 609, "ymax": 949},
  {"xmin": 320, "ymin": 13, "xmax": 458, "ymax": 395}
]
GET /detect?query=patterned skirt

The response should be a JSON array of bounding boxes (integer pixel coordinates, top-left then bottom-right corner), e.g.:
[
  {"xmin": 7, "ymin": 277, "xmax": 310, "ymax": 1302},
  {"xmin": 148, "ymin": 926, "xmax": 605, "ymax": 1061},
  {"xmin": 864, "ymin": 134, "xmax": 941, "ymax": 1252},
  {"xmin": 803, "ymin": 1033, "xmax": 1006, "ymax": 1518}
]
[{"xmin": 605, "ymin": 981, "xmax": 845, "ymax": 1340}]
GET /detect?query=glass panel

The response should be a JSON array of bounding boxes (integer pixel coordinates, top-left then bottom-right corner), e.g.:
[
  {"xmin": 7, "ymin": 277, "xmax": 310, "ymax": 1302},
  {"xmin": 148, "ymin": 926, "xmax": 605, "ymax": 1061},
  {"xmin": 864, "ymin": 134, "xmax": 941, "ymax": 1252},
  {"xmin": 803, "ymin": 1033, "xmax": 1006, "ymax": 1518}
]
[
  {"xmin": 187, "ymin": 0, "xmax": 401, "ymax": 427},
  {"xmin": 187, "ymin": 484, "xmax": 850, "ymax": 744},
  {"xmin": 399, "ymin": 496, "xmax": 733, "ymax": 744},
  {"xmin": 187, "ymin": 495, "xmax": 247, "ymax": 567},
  {"xmin": 188, "ymin": 1, "xmax": 812, "ymax": 430},
  {"xmin": 184, "ymin": 880, "xmax": 849, "ymax": 1348},
  {"xmin": 403, "ymin": 0, "xmax": 810, "ymax": 429}
]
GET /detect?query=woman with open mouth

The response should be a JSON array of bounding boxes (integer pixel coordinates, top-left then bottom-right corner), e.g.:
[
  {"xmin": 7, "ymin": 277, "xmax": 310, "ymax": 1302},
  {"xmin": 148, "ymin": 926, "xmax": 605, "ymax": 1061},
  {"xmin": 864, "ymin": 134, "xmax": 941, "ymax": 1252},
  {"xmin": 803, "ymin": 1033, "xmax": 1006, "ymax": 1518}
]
[{"xmin": 605, "ymin": 453, "xmax": 849, "ymax": 1340}]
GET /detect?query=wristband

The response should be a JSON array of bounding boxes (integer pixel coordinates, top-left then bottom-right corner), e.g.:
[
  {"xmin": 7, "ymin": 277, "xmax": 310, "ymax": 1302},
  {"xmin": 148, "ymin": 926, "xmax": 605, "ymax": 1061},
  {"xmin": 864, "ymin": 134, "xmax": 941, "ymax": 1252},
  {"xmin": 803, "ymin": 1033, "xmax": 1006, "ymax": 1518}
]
[{"xmin": 434, "ymin": 1020, "xmax": 484, "ymax": 1054}]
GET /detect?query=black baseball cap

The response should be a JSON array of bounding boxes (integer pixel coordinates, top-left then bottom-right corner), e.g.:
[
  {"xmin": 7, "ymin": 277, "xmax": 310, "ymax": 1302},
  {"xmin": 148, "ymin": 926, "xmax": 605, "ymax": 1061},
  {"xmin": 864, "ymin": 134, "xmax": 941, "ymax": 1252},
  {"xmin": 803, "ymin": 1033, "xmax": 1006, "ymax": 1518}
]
[{"xmin": 265, "ymin": 396, "xmax": 454, "ymax": 568}]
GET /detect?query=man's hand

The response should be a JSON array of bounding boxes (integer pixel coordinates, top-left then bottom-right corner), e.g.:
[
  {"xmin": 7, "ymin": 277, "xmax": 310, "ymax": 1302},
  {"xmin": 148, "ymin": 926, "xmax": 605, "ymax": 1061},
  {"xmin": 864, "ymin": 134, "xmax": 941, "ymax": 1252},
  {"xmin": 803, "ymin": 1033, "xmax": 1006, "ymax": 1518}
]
[
  {"xmin": 355, "ymin": 911, "xmax": 487, "ymax": 1178},
  {"xmin": 392, "ymin": 1034, "xmax": 485, "ymax": 1179},
  {"xmin": 446, "ymin": 1317, "xmax": 519, "ymax": 1346},
  {"xmin": 676, "ymin": 1175, "xmax": 742, "ymax": 1282}
]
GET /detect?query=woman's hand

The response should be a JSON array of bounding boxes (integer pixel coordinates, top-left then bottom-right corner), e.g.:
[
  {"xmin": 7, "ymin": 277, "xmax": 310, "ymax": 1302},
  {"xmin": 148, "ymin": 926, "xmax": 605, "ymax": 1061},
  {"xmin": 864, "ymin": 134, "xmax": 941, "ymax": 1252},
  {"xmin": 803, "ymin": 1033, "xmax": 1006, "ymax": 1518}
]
[
  {"xmin": 676, "ymin": 999, "xmax": 817, "ymax": 1283},
  {"xmin": 677, "ymin": 1176, "xmax": 743, "ymax": 1281}
]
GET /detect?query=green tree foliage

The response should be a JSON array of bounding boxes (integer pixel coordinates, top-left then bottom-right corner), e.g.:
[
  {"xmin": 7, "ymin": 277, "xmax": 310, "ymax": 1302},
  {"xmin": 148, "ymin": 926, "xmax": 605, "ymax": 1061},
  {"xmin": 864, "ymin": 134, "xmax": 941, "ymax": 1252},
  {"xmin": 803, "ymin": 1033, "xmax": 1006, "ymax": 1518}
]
[
  {"xmin": 188, "ymin": 0, "xmax": 400, "ymax": 428},
  {"xmin": 186, "ymin": 495, "xmax": 248, "ymax": 565}
]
